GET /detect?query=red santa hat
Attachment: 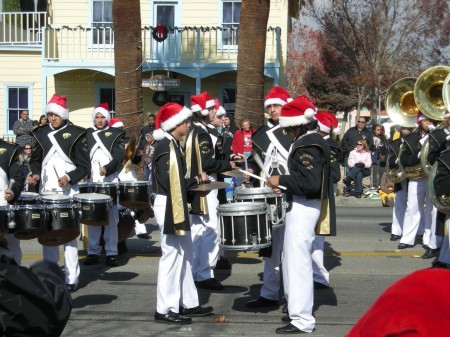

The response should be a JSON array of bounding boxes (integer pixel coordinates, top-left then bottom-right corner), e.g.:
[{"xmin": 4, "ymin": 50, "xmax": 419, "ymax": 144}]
[
  {"xmin": 445, "ymin": 109, "xmax": 450, "ymax": 119},
  {"xmin": 264, "ymin": 86, "xmax": 293, "ymax": 108},
  {"xmin": 109, "ymin": 117, "xmax": 124, "ymax": 128},
  {"xmin": 315, "ymin": 111, "xmax": 334, "ymax": 134},
  {"xmin": 92, "ymin": 102, "xmax": 111, "ymax": 123},
  {"xmin": 45, "ymin": 94, "xmax": 69, "ymax": 120},
  {"xmin": 416, "ymin": 111, "xmax": 427, "ymax": 124},
  {"xmin": 153, "ymin": 102, "xmax": 192, "ymax": 140},
  {"xmin": 203, "ymin": 91, "xmax": 215, "ymax": 109},
  {"xmin": 191, "ymin": 93, "xmax": 208, "ymax": 116},
  {"xmin": 279, "ymin": 96, "xmax": 316, "ymax": 128},
  {"xmin": 214, "ymin": 98, "xmax": 226, "ymax": 117}
]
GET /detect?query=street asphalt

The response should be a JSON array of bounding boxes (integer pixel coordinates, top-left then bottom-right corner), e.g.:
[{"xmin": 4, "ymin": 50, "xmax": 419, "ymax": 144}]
[{"xmin": 18, "ymin": 196, "xmax": 436, "ymax": 337}]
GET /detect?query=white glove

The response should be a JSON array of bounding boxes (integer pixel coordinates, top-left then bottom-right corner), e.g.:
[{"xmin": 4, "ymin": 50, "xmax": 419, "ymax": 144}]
[{"xmin": 427, "ymin": 124, "xmax": 436, "ymax": 131}]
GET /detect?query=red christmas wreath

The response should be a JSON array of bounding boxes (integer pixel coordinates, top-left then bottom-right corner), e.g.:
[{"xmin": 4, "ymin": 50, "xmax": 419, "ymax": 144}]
[{"xmin": 152, "ymin": 24, "xmax": 169, "ymax": 43}]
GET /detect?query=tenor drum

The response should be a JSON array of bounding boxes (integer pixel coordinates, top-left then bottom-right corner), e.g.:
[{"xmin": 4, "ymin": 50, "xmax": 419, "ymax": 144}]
[
  {"xmin": 73, "ymin": 193, "xmax": 112, "ymax": 226},
  {"xmin": 234, "ymin": 187, "xmax": 286, "ymax": 229},
  {"xmin": 0, "ymin": 206, "xmax": 10, "ymax": 234},
  {"xmin": 12, "ymin": 204, "xmax": 47, "ymax": 240},
  {"xmin": 38, "ymin": 194, "xmax": 80, "ymax": 246},
  {"xmin": 218, "ymin": 202, "xmax": 270, "ymax": 251},
  {"xmin": 118, "ymin": 181, "xmax": 150, "ymax": 210},
  {"xmin": 79, "ymin": 182, "xmax": 118, "ymax": 205},
  {"xmin": 17, "ymin": 192, "xmax": 40, "ymax": 205}
]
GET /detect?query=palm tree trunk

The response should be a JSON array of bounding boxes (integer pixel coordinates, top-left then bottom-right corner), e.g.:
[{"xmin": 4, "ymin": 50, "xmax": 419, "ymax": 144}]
[
  {"xmin": 112, "ymin": 0, "xmax": 143, "ymax": 138},
  {"xmin": 235, "ymin": 0, "xmax": 270, "ymax": 128}
]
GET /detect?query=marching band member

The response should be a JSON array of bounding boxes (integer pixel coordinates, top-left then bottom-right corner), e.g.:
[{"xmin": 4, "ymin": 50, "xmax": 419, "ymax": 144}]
[
  {"xmin": 388, "ymin": 127, "xmax": 412, "ymax": 242},
  {"xmin": 313, "ymin": 111, "xmax": 341, "ymax": 289},
  {"xmin": 246, "ymin": 86, "xmax": 292, "ymax": 308},
  {"xmin": 152, "ymin": 103, "xmax": 213, "ymax": 324},
  {"xmin": 83, "ymin": 103, "xmax": 124, "ymax": 267},
  {"xmin": 266, "ymin": 96, "xmax": 333, "ymax": 334},
  {"xmin": 0, "ymin": 137, "xmax": 24, "ymax": 264},
  {"xmin": 29, "ymin": 94, "xmax": 91, "ymax": 291},
  {"xmin": 398, "ymin": 113, "xmax": 440, "ymax": 259},
  {"xmin": 185, "ymin": 92, "xmax": 235, "ymax": 290}
]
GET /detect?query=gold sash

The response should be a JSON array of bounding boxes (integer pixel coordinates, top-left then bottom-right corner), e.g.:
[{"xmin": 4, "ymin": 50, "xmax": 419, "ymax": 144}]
[
  {"xmin": 315, "ymin": 197, "xmax": 331, "ymax": 235},
  {"xmin": 169, "ymin": 141, "xmax": 185, "ymax": 225}
]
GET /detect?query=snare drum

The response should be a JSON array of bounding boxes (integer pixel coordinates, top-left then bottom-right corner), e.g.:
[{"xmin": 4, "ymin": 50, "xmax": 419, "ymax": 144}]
[
  {"xmin": 234, "ymin": 187, "xmax": 286, "ymax": 229},
  {"xmin": 12, "ymin": 204, "xmax": 47, "ymax": 240},
  {"xmin": 73, "ymin": 193, "xmax": 112, "ymax": 226},
  {"xmin": 17, "ymin": 192, "xmax": 40, "ymax": 205},
  {"xmin": 79, "ymin": 182, "xmax": 118, "ymax": 205},
  {"xmin": 118, "ymin": 181, "xmax": 150, "ymax": 210},
  {"xmin": 218, "ymin": 202, "xmax": 271, "ymax": 251},
  {"xmin": 38, "ymin": 194, "xmax": 80, "ymax": 246}
]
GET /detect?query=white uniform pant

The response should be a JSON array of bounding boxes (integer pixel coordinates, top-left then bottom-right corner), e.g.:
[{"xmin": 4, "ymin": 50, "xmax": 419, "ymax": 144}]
[
  {"xmin": 312, "ymin": 235, "xmax": 329, "ymax": 286},
  {"xmin": 438, "ymin": 215, "xmax": 450, "ymax": 264},
  {"xmin": 6, "ymin": 234, "xmax": 21, "ymax": 265},
  {"xmin": 391, "ymin": 180, "xmax": 408, "ymax": 236},
  {"xmin": 422, "ymin": 203, "xmax": 442, "ymax": 250},
  {"xmin": 400, "ymin": 177, "xmax": 428, "ymax": 245},
  {"xmin": 283, "ymin": 196, "xmax": 320, "ymax": 333},
  {"xmin": 190, "ymin": 190, "xmax": 220, "ymax": 282},
  {"xmin": 87, "ymin": 205, "xmax": 119, "ymax": 256},
  {"xmin": 154, "ymin": 195, "xmax": 199, "ymax": 314},
  {"xmin": 260, "ymin": 225, "xmax": 285, "ymax": 301},
  {"xmin": 43, "ymin": 239, "xmax": 80, "ymax": 286}
]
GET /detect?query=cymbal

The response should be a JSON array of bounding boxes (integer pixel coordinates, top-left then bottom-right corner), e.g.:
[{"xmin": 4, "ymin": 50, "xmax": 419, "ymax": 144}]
[
  {"xmin": 221, "ymin": 169, "xmax": 244, "ymax": 178},
  {"xmin": 190, "ymin": 181, "xmax": 230, "ymax": 191}
]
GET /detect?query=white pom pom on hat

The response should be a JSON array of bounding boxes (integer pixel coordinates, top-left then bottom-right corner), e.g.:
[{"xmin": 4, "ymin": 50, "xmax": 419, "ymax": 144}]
[{"xmin": 279, "ymin": 95, "xmax": 317, "ymax": 128}]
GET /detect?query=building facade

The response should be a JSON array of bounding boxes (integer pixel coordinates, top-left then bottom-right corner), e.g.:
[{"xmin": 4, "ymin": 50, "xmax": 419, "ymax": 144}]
[{"xmin": 0, "ymin": 0, "xmax": 296, "ymax": 139}]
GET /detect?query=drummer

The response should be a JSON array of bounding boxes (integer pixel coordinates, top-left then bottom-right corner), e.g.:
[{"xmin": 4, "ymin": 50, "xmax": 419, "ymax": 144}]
[
  {"xmin": 245, "ymin": 86, "xmax": 293, "ymax": 309},
  {"xmin": 185, "ymin": 92, "xmax": 235, "ymax": 290},
  {"xmin": 266, "ymin": 96, "xmax": 333, "ymax": 334},
  {"xmin": 0, "ymin": 137, "xmax": 25, "ymax": 264},
  {"xmin": 84, "ymin": 103, "xmax": 125, "ymax": 267},
  {"xmin": 28, "ymin": 94, "xmax": 91, "ymax": 291}
]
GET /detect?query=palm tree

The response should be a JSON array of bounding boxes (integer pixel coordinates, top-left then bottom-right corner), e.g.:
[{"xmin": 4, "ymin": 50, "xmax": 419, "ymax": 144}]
[
  {"xmin": 112, "ymin": 0, "xmax": 143, "ymax": 138},
  {"xmin": 235, "ymin": 0, "xmax": 270, "ymax": 128}
]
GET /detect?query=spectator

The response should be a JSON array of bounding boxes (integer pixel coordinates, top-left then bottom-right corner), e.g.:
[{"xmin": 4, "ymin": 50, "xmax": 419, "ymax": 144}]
[
  {"xmin": 371, "ymin": 124, "xmax": 388, "ymax": 187},
  {"xmin": 18, "ymin": 143, "xmax": 36, "ymax": 192},
  {"xmin": 142, "ymin": 132, "xmax": 156, "ymax": 184},
  {"xmin": 343, "ymin": 139, "xmax": 372, "ymax": 198},
  {"xmin": 138, "ymin": 113, "xmax": 156, "ymax": 176},
  {"xmin": 342, "ymin": 116, "xmax": 374, "ymax": 160},
  {"xmin": 13, "ymin": 110, "xmax": 35, "ymax": 148},
  {"xmin": 37, "ymin": 114, "xmax": 48, "ymax": 128},
  {"xmin": 222, "ymin": 113, "xmax": 238, "ymax": 160},
  {"xmin": 231, "ymin": 118, "xmax": 256, "ymax": 159},
  {"xmin": 378, "ymin": 171, "xmax": 395, "ymax": 207}
]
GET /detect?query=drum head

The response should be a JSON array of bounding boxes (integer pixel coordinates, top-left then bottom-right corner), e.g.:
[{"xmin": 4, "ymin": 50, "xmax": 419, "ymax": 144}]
[
  {"xmin": 18, "ymin": 192, "xmax": 40, "ymax": 201},
  {"xmin": 234, "ymin": 187, "xmax": 277, "ymax": 200},
  {"xmin": 74, "ymin": 193, "xmax": 112, "ymax": 204},
  {"xmin": 40, "ymin": 194, "xmax": 71, "ymax": 204},
  {"xmin": 119, "ymin": 181, "xmax": 150, "ymax": 187}
]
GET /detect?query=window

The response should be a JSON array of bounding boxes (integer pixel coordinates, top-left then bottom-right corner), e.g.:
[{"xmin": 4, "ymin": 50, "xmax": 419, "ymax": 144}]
[
  {"xmin": 221, "ymin": 0, "xmax": 241, "ymax": 48},
  {"xmin": 99, "ymin": 87, "xmax": 115, "ymax": 117},
  {"xmin": 221, "ymin": 85, "xmax": 236, "ymax": 112},
  {"xmin": 6, "ymin": 86, "xmax": 30, "ymax": 133},
  {"xmin": 92, "ymin": 0, "xmax": 113, "ymax": 45}
]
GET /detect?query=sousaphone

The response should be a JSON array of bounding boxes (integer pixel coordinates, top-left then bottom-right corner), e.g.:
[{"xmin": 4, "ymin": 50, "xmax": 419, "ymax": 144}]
[{"xmin": 385, "ymin": 77, "xmax": 419, "ymax": 127}]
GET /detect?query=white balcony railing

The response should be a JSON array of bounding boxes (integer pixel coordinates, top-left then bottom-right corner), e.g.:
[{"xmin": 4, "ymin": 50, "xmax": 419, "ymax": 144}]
[
  {"xmin": 0, "ymin": 11, "xmax": 47, "ymax": 46},
  {"xmin": 43, "ymin": 26, "xmax": 281, "ymax": 65}
]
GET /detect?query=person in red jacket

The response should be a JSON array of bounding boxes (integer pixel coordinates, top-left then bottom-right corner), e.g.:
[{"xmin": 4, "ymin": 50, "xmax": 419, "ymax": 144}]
[{"xmin": 231, "ymin": 118, "xmax": 256, "ymax": 160}]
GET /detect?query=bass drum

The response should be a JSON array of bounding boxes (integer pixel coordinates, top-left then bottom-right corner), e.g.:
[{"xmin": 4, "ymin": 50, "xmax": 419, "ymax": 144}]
[
  {"xmin": 12, "ymin": 204, "xmax": 47, "ymax": 240},
  {"xmin": 218, "ymin": 202, "xmax": 270, "ymax": 251}
]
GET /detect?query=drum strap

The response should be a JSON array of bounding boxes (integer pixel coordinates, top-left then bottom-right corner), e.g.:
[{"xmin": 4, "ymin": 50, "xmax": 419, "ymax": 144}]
[
  {"xmin": 91, "ymin": 129, "xmax": 113, "ymax": 162},
  {"xmin": 42, "ymin": 127, "xmax": 74, "ymax": 169},
  {"xmin": 266, "ymin": 125, "xmax": 289, "ymax": 159}
]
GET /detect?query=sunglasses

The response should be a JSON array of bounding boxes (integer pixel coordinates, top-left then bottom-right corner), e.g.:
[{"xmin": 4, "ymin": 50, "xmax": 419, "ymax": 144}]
[
  {"xmin": 24, "ymin": 147, "xmax": 32, "ymax": 150},
  {"xmin": 357, "ymin": 121, "xmax": 366, "ymax": 124},
  {"xmin": 357, "ymin": 143, "xmax": 363, "ymax": 146}
]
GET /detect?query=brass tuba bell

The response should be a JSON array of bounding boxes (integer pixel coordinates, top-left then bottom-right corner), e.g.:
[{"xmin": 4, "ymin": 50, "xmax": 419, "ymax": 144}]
[
  {"xmin": 385, "ymin": 77, "xmax": 419, "ymax": 127},
  {"xmin": 414, "ymin": 65, "xmax": 450, "ymax": 121}
]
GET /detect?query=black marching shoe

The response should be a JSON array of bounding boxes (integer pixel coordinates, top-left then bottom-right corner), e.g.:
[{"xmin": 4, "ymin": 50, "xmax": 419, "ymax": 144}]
[
  {"xmin": 246, "ymin": 296, "xmax": 278, "ymax": 308},
  {"xmin": 106, "ymin": 255, "xmax": 118, "ymax": 267},
  {"xmin": 431, "ymin": 260, "xmax": 448, "ymax": 269},
  {"xmin": 154, "ymin": 310, "xmax": 192, "ymax": 325},
  {"xmin": 195, "ymin": 278, "xmax": 224, "ymax": 290},
  {"xmin": 179, "ymin": 306, "xmax": 214, "ymax": 317},
  {"xmin": 390, "ymin": 234, "xmax": 401, "ymax": 241},
  {"xmin": 422, "ymin": 248, "xmax": 440, "ymax": 259},
  {"xmin": 83, "ymin": 254, "xmax": 99, "ymax": 265},
  {"xmin": 276, "ymin": 323, "xmax": 309, "ymax": 334},
  {"xmin": 397, "ymin": 243, "xmax": 414, "ymax": 249}
]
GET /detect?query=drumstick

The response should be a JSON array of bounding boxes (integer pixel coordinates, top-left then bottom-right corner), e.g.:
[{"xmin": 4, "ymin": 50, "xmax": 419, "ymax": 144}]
[
  {"xmin": 53, "ymin": 165, "xmax": 60, "ymax": 181},
  {"xmin": 8, "ymin": 178, "xmax": 15, "ymax": 190},
  {"xmin": 238, "ymin": 169, "xmax": 287, "ymax": 190},
  {"xmin": 264, "ymin": 153, "xmax": 287, "ymax": 165},
  {"xmin": 252, "ymin": 152, "xmax": 270, "ymax": 179}
]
